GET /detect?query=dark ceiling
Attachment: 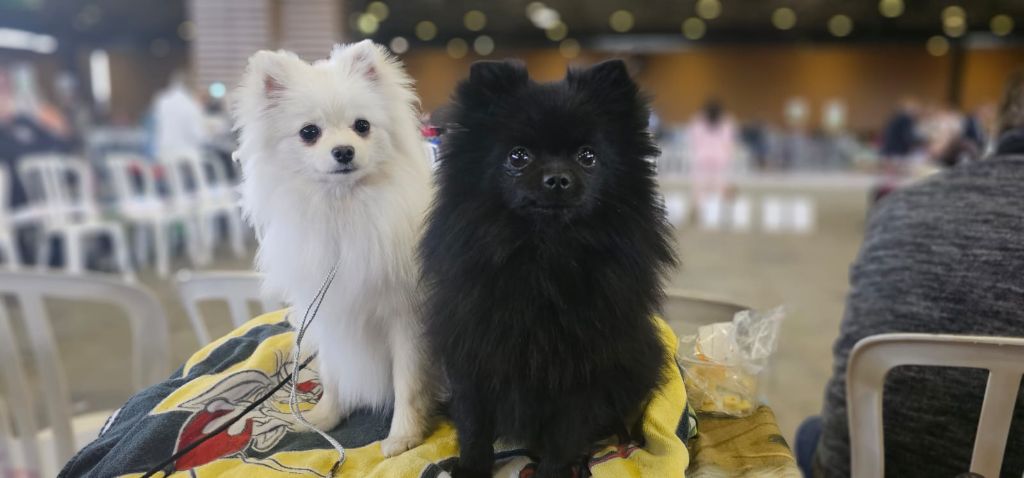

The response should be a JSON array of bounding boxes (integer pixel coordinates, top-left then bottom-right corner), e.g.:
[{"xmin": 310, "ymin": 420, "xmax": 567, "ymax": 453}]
[
  {"xmin": 0, "ymin": 0, "xmax": 1021, "ymax": 55},
  {"xmin": 362, "ymin": 0, "xmax": 1024, "ymax": 45}
]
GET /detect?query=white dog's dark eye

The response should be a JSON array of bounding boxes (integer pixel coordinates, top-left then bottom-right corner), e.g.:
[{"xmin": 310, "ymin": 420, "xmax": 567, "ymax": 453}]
[
  {"xmin": 353, "ymin": 119, "xmax": 371, "ymax": 135},
  {"xmin": 299, "ymin": 124, "xmax": 321, "ymax": 144},
  {"xmin": 577, "ymin": 146, "xmax": 597, "ymax": 167},
  {"xmin": 508, "ymin": 147, "xmax": 531, "ymax": 169}
]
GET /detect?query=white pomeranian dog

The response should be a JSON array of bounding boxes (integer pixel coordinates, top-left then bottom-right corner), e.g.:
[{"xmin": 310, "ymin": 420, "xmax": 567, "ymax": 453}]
[{"xmin": 231, "ymin": 40, "xmax": 434, "ymax": 456}]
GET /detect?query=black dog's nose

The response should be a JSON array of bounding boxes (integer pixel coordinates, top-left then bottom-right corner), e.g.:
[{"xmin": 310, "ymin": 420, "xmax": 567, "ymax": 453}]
[
  {"xmin": 543, "ymin": 173, "xmax": 572, "ymax": 190},
  {"xmin": 332, "ymin": 146, "xmax": 355, "ymax": 164}
]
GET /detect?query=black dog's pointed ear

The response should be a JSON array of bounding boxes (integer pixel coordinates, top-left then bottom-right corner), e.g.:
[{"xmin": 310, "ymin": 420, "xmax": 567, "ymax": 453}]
[
  {"xmin": 569, "ymin": 59, "xmax": 636, "ymax": 93},
  {"xmin": 467, "ymin": 60, "xmax": 529, "ymax": 97}
]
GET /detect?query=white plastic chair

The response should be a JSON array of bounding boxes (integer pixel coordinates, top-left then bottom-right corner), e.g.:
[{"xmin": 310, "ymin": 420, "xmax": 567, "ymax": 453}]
[
  {"xmin": 17, "ymin": 155, "xmax": 135, "ymax": 281},
  {"xmin": 175, "ymin": 269, "xmax": 280, "ymax": 345},
  {"xmin": 161, "ymin": 151, "xmax": 245, "ymax": 264},
  {"xmin": 729, "ymin": 195, "xmax": 752, "ymax": 231},
  {"xmin": 846, "ymin": 333, "xmax": 1024, "ymax": 478},
  {"xmin": 761, "ymin": 195, "xmax": 784, "ymax": 233},
  {"xmin": 661, "ymin": 288, "xmax": 748, "ymax": 332},
  {"xmin": 663, "ymin": 192, "xmax": 689, "ymax": 227},
  {"xmin": 0, "ymin": 167, "xmax": 23, "ymax": 270},
  {"xmin": 0, "ymin": 271, "xmax": 168, "ymax": 477},
  {"xmin": 105, "ymin": 153, "xmax": 205, "ymax": 277}
]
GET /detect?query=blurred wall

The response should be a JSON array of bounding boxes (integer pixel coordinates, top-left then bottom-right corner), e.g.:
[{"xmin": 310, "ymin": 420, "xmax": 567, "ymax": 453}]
[
  {"xmin": 403, "ymin": 44, "xmax": 1024, "ymax": 134},
  {"xmin": 101, "ymin": 48, "xmax": 189, "ymax": 123},
  {"xmin": 961, "ymin": 47, "xmax": 1024, "ymax": 113}
]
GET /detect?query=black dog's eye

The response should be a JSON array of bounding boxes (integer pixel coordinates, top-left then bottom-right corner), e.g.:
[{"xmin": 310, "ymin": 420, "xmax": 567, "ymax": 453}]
[
  {"xmin": 353, "ymin": 119, "xmax": 371, "ymax": 135},
  {"xmin": 299, "ymin": 124, "xmax": 321, "ymax": 144},
  {"xmin": 577, "ymin": 146, "xmax": 597, "ymax": 167},
  {"xmin": 508, "ymin": 147, "xmax": 531, "ymax": 169}
]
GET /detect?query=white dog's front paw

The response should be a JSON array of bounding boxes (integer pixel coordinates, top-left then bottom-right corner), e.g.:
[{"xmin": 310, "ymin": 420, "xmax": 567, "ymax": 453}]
[
  {"xmin": 380, "ymin": 433, "xmax": 423, "ymax": 457},
  {"xmin": 299, "ymin": 400, "xmax": 346, "ymax": 431}
]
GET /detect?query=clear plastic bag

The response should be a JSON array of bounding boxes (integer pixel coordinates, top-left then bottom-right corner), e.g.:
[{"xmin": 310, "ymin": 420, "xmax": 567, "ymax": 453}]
[{"xmin": 679, "ymin": 306, "xmax": 785, "ymax": 417}]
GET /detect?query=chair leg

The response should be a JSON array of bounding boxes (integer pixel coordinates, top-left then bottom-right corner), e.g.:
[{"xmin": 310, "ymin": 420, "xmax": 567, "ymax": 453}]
[
  {"xmin": 155, "ymin": 221, "xmax": 170, "ymax": 278},
  {"xmin": 107, "ymin": 226, "xmax": 136, "ymax": 282},
  {"xmin": 186, "ymin": 217, "xmax": 210, "ymax": 267},
  {"xmin": 227, "ymin": 212, "xmax": 246, "ymax": 258},
  {"xmin": 64, "ymin": 230, "xmax": 83, "ymax": 275},
  {"xmin": 36, "ymin": 230, "xmax": 51, "ymax": 271},
  {"xmin": 132, "ymin": 223, "xmax": 149, "ymax": 267},
  {"xmin": 0, "ymin": 234, "xmax": 20, "ymax": 270}
]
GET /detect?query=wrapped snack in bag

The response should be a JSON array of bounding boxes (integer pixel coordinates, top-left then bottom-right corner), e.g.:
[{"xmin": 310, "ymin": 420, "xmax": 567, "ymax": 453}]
[{"xmin": 678, "ymin": 306, "xmax": 784, "ymax": 417}]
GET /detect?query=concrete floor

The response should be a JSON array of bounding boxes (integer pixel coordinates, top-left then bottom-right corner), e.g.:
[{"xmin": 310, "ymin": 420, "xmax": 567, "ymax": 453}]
[{"xmin": 11, "ymin": 179, "xmax": 871, "ymax": 444}]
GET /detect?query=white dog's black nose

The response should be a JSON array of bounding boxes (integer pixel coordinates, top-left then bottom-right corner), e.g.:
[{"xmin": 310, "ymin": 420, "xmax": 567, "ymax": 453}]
[{"xmin": 332, "ymin": 146, "xmax": 355, "ymax": 164}]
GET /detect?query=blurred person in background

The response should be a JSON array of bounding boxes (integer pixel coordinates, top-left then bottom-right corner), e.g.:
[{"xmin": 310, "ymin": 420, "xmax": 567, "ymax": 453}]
[
  {"xmin": 0, "ymin": 66, "xmax": 73, "ymax": 207},
  {"xmin": 919, "ymin": 100, "xmax": 964, "ymax": 165},
  {"xmin": 151, "ymin": 70, "xmax": 206, "ymax": 161},
  {"xmin": 879, "ymin": 98, "xmax": 921, "ymax": 164},
  {"xmin": 796, "ymin": 69, "xmax": 1024, "ymax": 478},
  {"xmin": 688, "ymin": 99, "xmax": 736, "ymax": 212},
  {"xmin": 741, "ymin": 119, "xmax": 769, "ymax": 170}
]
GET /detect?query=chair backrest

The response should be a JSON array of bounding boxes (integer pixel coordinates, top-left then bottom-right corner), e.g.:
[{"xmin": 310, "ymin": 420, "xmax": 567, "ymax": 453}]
[
  {"xmin": 661, "ymin": 288, "xmax": 748, "ymax": 332},
  {"xmin": 17, "ymin": 155, "xmax": 99, "ymax": 222},
  {"xmin": 161, "ymin": 150, "xmax": 228, "ymax": 204},
  {"xmin": 846, "ymin": 333, "xmax": 1024, "ymax": 478},
  {"xmin": 175, "ymin": 269, "xmax": 280, "ymax": 345},
  {"xmin": 0, "ymin": 166, "xmax": 11, "ymax": 223},
  {"xmin": 0, "ymin": 272, "xmax": 168, "ymax": 469},
  {"xmin": 104, "ymin": 153, "xmax": 157, "ymax": 204},
  {"xmin": 160, "ymin": 150, "xmax": 204, "ymax": 205}
]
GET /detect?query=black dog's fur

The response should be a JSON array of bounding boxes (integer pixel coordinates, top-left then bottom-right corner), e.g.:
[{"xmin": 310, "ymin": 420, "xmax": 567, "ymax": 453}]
[{"xmin": 420, "ymin": 60, "xmax": 677, "ymax": 478}]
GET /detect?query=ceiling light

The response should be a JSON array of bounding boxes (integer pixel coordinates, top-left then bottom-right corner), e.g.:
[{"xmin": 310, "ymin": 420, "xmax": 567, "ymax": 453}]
[
  {"xmin": 609, "ymin": 10, "xmax": 635, "ymax": 33},
  {"xmin": 942, "ymin": 6, "xmax": 966, "ymax": 37},
  {"xmin": 828, "ymin": 14, "xmax": 853, "ymax": 37},
  {"xmin": 89, "ymin": 49, "xmax": 111, "ymax": 108},
  {"xmin": 526, "ymin": 2, "xmax": 546, "ymax": 18},
  {"xmin": 415, "ymin": 20, "xmax": 437, "ymax": 41},
  {"xmin": 0, "ymin": 28, "xmax": 58, "ymax": 54},
  {"xmin": 546, "ymin": 21, "xmax": 568, "ymax": 41},
  {"xmin": 878, "ymin": 0, "xmax": 904, "ymax": 19},
  {"xmin": 772, "ymin": 7, "xmax": 796, "ymax": 30},
  {"xmin": 559, "ymin": 38, "xmax": 580, "ymax": 59},
  {"xmin": 367, "ymin": 2, "xmax": 389, "ymax": 21},
  {"xmin": 991, "ymin": 14, "xmax": 1014, "ymax": 37},
  {"xmin": 389, "ymin": 36, "xmax": 409, "ymax": 54},
  {"xmin": 941, "ymin": 6, "xmax": 966, "ymax": 21},
  {"xmin": 531, "ymin": 7, "xmax": 560, "ymax": 29},
  {"xmin": 357, "ymin": 13, "xmax": 379, "ymax": 35},
  {"xmin": 682, "ymin": 17, "xmax": 706, "ymax": 40},
  {"xmin": 473, "ymin": 35, "xmax": 494, "ymax": 56},
  {"xmin": 464, "ymin": 10, "xmax": 487, "ymax": 31},
  {"xmin": 447, "ymin": 38, "xmax": 468, "ymax": 59},
  {"xmin": 926, "ymin": 35, "xmax": 949, "ymax": 56},
  {"xmin": 696, "ymin": 0, "xmax": 721, "ymax": 20}
]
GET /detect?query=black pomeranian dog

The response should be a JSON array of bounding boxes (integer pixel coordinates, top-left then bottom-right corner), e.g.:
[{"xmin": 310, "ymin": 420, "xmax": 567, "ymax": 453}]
[{"xmin": 420, "ymin": 59, "xmax": 677, "ymax": 478}]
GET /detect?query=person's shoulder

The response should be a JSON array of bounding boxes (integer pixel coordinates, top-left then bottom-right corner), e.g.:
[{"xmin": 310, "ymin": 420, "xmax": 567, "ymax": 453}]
[{"xmin": 872, "ymin": 156, "xmax": 1024, "ymax": 227}]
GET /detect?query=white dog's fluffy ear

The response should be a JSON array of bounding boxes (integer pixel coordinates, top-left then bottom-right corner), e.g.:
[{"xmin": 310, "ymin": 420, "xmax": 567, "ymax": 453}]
[
  {"xmin": 330, "ymin": 40, "xmax": 386, "ymax": 82},
  {"xmin": 242, "ymin": 50, "xmax": 306, "ymax": 103},
  {"xmin": 232, "ymin": 50, "xmax": 307, "ymax": 131}
]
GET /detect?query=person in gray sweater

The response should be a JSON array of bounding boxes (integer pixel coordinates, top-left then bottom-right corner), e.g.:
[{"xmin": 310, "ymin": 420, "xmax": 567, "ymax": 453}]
[{"xmin": 804, "ymin": 70, "xmax": 1024, "ymax": 478}]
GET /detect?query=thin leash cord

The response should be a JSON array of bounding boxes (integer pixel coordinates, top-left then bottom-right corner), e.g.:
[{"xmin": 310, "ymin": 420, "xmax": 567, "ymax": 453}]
[
  {"xmin": 140, "ymin": 263, "xmax": 343, "ymax": 477},
  {"xmin": 288, "ymin": 261, "xmax": 347, "ymax": 467},
  {"xmin": 139, "ymin": 353, "xmax": 317, "ymax": 478}
]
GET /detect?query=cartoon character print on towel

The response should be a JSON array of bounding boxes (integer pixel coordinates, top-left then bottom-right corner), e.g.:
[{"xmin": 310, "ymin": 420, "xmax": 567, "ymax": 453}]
[{"xmin": 170, "ymin": 350, "xmax": 327, "ymax": 475}]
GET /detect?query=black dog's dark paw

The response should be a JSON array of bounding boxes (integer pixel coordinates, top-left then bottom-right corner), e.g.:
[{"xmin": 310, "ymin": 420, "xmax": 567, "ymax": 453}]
[{"xmin": 450, "ymin": 465, "xmax": 491, "ymax": 478}]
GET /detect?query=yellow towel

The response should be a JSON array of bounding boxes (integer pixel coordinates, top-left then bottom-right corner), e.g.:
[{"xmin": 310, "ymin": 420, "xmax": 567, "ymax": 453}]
[{"xmin": 65, "ymin": 310, "xmax": 690, "ymax": 478}]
